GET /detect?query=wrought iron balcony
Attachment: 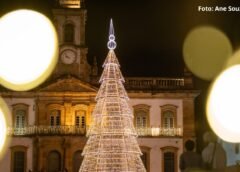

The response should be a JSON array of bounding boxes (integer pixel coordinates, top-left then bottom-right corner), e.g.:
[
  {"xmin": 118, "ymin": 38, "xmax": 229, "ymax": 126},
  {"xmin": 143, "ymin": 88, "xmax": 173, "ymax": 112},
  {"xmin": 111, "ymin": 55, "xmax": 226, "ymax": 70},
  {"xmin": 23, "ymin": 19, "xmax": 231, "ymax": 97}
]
[
  {"xmin": 124, "ymin": 77, "xmax": 185, "ymax": 90},
  {"xmin": 136, "ymin": 127, "xmax": 182, "ymax": 137},
  {"xmin": 7, "ymin": 125, "xmax": 86, "ymax": 136},
  {"xmin": 90, "ymin": 77, "xmax": 186, "ymax": 90},
  {"xmin": 7, "ymin": 125, "xmax": 182, "ymax": 137}
]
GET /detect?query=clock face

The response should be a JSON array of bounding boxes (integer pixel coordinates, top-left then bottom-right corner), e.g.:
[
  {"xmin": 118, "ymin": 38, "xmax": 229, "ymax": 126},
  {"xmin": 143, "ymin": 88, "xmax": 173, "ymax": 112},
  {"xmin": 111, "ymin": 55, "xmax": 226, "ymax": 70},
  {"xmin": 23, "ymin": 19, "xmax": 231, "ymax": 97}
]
[{"xmin": 60, "ymin": 49, "xmax": 76, "ymax": 64}]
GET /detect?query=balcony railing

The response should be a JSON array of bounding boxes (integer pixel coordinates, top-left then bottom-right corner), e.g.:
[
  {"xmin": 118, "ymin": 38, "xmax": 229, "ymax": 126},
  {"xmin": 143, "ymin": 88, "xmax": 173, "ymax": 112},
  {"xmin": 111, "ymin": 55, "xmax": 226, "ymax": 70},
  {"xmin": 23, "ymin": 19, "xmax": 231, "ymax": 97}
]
[
  {"xmin": 136, "ymin": 127, "xmax": 182, "ymax": 137},
  {"xmin": 125, "ymin": 77, "xmax": 185, "ymax": 90},
  {"xmin": 90, "ymin": 77, "xmax": 185, "ymax": 90},
  {"xmin": 7, "ymin": 126, "xmax": 182, "ymax": 137},
  {"xmin": 7, "ymin": 125, "xmax": 86, "ymax": 136}
]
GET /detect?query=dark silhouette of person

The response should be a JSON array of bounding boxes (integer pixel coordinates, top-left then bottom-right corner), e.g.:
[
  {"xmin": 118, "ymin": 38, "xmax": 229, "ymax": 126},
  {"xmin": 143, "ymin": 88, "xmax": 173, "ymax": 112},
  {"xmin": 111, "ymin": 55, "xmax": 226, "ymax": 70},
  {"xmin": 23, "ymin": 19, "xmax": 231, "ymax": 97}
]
[{"xmin": 179, "ymin": 139, "xmax": 202, "ymax": 172}]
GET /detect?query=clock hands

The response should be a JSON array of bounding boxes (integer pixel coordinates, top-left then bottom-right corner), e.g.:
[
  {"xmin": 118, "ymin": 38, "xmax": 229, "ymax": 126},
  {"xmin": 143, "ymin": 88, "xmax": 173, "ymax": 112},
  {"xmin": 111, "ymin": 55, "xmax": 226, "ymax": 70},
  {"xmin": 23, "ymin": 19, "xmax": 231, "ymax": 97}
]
[
  {"xmin": 65, "ymin": 55, "xmax": 71, "ymax": 59},
  {"xmin": 61, "ymin": 50, "xmax": 75, "ymax": 64}
]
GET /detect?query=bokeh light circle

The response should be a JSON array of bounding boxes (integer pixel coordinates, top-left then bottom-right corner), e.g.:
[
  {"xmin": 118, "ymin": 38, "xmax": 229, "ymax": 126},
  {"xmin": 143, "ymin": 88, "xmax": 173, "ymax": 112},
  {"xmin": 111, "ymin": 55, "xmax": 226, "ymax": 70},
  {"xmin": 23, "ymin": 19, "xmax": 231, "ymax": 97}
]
[
  {"xmin": 0, "ymin": 97, "xmax": 10, "ymax": 160},
  {"xmin": 0, "ymin": 9, "xmax": 58, "ymax": 91},
  {"xmin": 225, "ymin": 49, "xmax": 240, "ymax": 69},
  {"xmin": 183, "ymin": 26, "xmax": 232, "ymax": 80},
  {"xmin": 207, "ymin": 65, "xmax": 240, "ymax": 142}
]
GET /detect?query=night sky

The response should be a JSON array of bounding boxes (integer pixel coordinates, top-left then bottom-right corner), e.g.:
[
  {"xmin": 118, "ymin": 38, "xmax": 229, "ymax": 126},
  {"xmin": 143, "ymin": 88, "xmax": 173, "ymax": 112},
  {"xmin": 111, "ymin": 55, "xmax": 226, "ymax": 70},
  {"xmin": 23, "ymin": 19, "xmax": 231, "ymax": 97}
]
[
  {"xmin": 86, "ymin": 0, "xmax": 240, "ymax": 78},
  {"xmin": 1, "ymin": 0, "xmax": 240, "ymax": 77},
  {"xmin": 1, "ymin": 0, "xmax": 240, "ymax": 148},
  {"xmin": 84, "ymin": 0, "xmax": 240, "ymax": 89}
]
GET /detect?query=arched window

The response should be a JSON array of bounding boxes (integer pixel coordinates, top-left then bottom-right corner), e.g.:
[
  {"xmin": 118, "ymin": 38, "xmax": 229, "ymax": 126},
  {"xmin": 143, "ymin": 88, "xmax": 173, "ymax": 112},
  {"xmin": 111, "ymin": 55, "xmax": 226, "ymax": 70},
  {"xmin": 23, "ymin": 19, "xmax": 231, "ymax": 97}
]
[
  {"xmin": 50, "ymin": 110, "xmax": 61, "ymax": 126},
  {"xmin": 133, "ymin": 104, "xmax": 150, "ymax": 128},
  {"xmin": 161, "ymin": 105, "xmax": 177, "ymax": 128},
  {"xmin": 164, "ymin": 152, "xmax": 175, "ymax": 172},
  {"xmin": 64, "ymin": 23, "xmax": 74, "ymax": 43},
  {"xmin": 75, "ymin": 110, "xmax": 86, "ymax": 129},
  {"xmin": 140, "ymin": 146, "xmax": 151, "ymax": 172},
  {"xmin": 47, "ymin": 150, "xmax": 61, "ymax": 172},
  {"xmin": 11, "ymin": 146, "xmax": 27, "ymax": 172},
  {"xmin": 73, "ymin": 150, "xmax": 83, "ymax": 172},
  {"xmin": 12, "ymin": 104, "xmax": 28, "ymax": 128},
  {"xmin": 47, "ymin": 104, "xmax": 64, "ymax": 126},
  {"xmin": 141, "ymin": 152, "xmax": 147, "ymax": 169},
  {"xmin": 15, "ymin": 110, "xmax": 26, "ymax": 128},
  {"xmin": 163, "ymin": 111, "xmax": 174, "ymax": 128},
  {"xmin": 161, "ymin": 147, "xmax": 178, "ymax": 172},
  {"xmin": 73, "ymin": 104, "xmax": 88, "ymax": 134},
  {"xmin": 136, "ymin": 110, "xmax": 147, "ymax": 128}
]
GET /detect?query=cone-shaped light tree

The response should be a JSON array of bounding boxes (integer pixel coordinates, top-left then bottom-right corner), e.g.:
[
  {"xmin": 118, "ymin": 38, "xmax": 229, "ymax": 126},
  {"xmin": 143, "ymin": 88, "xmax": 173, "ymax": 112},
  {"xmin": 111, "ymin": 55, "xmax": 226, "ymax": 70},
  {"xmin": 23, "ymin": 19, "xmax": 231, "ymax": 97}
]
[{"xmin": 79, "ymin": 19, "xmax": 146, "ymax": 172}]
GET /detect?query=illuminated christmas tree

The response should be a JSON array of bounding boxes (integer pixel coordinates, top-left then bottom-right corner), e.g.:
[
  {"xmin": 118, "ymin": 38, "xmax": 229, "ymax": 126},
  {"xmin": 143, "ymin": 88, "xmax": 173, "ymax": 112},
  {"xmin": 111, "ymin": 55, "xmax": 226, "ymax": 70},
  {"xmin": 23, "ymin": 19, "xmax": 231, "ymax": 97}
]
[{"xmin": 79, "ymin": 19, "xmax": 146, "ymax": 172}]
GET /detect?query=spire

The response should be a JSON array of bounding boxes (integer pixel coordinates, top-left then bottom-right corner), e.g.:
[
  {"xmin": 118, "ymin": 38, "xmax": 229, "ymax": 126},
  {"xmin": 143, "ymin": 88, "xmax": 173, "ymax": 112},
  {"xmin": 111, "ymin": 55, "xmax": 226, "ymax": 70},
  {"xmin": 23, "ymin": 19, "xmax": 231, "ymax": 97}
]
[
  {"xmin": 107, "ymin": 19, "xmax": 117, "ymax": 50},
  {"xmin": 109, "ymin": 18, "xmax": 115, "ymax": 36},
  {"xmin": 91, "ymin": 56, "xmax": 98, "ymax": 76}
]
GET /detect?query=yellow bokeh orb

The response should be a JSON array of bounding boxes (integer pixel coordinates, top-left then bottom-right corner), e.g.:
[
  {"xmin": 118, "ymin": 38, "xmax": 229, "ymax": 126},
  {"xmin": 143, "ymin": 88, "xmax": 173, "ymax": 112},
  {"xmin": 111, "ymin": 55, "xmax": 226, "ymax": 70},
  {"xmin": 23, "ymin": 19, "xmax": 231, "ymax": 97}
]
[
  {"xmin": 0, "ymin": 98, "xmax": 10, "ymax": 160},
  {"xmin": 207, "ymin": 65, "xmax": 240, "ymax": 142},
  {"xmin": 183, "ymin": 26, "xmax": 232, "ymax": 80},
  {"xmin": 225, "ymin": 49, "xmax": 240, "ymax": 69},
  {"xmin": 0, "ymin": 9, "xmax": 58, "ymax": 91}
]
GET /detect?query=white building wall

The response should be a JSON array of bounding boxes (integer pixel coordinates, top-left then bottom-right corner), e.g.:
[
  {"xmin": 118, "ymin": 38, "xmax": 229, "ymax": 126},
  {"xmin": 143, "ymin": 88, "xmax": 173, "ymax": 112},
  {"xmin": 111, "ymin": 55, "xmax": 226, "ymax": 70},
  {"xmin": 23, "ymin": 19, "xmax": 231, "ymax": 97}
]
[
  {"xmin": 0, "ymin": 98, "xmax": 35, "ymax": 171},
  {"xmin": 4, "ymin": 98, "xmax": 35, "ymax": 126},
  {"xmin": 0, "ymin": 137, "xmax": 33, "ymax": 172},
  {"xmin": 0, "ymin": 97, "xmax": 185, "ymax": 172},
  {"xmin": 138, "ymin": 138, "xmax": 183, "ymax": 172},
  {"xmin": 131, "ymin": 98, "xmax": 184, "ymax": 172},
  {"xmin": 129, "ymin": 98, "xmax": 183, "ymax": 128}
]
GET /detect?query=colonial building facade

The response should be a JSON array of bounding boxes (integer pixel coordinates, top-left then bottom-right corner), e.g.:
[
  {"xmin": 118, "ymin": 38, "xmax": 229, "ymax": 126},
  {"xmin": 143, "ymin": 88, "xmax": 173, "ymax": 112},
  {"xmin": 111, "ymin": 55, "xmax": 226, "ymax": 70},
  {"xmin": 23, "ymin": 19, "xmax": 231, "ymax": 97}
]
[{"xmin": 0, "ymin": 0, "xmax": 199, "ymax": 172}]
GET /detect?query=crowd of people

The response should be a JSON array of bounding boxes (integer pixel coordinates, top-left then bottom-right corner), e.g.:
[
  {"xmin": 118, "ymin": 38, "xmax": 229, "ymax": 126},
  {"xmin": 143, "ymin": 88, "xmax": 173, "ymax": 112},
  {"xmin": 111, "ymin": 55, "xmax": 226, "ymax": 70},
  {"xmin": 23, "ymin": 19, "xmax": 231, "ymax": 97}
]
[{"xmin": 179, "ymin": 131, "xmax": 227, "ymax": 172}]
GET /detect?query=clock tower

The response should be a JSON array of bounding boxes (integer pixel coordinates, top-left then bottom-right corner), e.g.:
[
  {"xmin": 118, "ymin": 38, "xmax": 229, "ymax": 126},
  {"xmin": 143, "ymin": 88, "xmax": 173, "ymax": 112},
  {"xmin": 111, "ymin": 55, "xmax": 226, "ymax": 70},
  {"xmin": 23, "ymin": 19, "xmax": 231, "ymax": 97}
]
[{"xmin": 52, "ymin": 0, "xmax": 90, "ymax": 81}]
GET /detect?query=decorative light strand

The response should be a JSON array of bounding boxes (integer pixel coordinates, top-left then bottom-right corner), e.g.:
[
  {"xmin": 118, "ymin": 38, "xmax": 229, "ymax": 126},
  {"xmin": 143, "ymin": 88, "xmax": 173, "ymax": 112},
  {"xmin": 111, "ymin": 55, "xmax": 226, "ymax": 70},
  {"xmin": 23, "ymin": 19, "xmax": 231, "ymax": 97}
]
[{"xmin": 79, "ymin": 19, "xmax": 146, "ymax": 172}]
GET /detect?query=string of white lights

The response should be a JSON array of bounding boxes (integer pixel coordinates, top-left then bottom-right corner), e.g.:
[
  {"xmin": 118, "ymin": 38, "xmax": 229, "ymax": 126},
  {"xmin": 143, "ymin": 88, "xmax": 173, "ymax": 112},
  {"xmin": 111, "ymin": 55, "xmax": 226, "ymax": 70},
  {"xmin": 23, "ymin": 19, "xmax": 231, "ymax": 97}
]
[{"xmin": 79, "ymin": 19, "xmax": 146, "ymax": 172}]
